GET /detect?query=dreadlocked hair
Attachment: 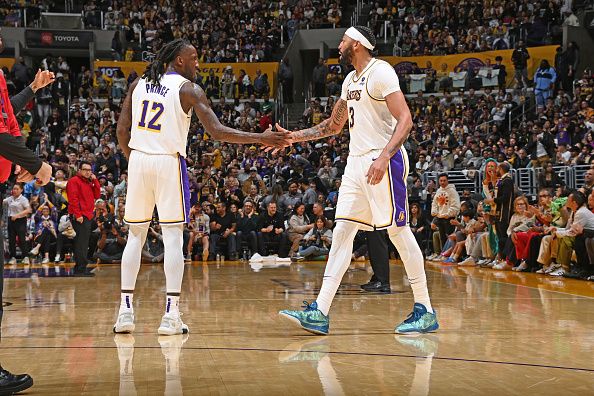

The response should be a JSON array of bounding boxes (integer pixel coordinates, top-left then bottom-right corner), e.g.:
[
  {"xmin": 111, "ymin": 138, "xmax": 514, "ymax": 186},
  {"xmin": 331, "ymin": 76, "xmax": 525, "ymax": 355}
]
[
  {"xmin": 354, "ymin": 25, "xmax": 377, "ymax": 54},
  {"xmin": 142, "ymin": 39, "xmax": 191, "ymax": 85}
]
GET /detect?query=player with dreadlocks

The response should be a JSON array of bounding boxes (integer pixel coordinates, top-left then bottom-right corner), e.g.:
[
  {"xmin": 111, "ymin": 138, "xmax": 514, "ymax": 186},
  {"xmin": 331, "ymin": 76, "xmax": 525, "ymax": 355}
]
[{"xmin": 114, "ymin": 38, "xmax": 291, "ymax": 335}]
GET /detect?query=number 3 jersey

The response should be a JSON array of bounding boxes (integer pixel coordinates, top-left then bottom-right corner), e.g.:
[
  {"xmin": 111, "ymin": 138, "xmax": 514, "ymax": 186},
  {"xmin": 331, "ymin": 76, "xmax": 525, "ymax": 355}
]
[
  {"xmin": 129, "ymin": 72, "xmax": 193, "ymax": 157},
  {"xmin": 340, "ymin": 59, "xmax": 401, "ymax": 156}
]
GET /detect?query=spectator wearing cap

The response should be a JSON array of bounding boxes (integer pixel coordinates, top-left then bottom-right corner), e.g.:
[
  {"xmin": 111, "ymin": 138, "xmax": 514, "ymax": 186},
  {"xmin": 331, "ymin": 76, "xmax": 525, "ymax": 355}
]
[
  {"xmin": 428, "ymin": 152, "xmax": 447, "ymax": 172},
  {"xmin": 241, "ymin": 166, "xmax": 265, "ymax": 196}
]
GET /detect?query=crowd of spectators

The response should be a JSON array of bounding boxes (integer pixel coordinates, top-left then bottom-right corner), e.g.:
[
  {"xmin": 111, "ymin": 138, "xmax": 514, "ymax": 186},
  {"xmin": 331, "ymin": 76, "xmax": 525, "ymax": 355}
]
[
  {"xmin": 1, "ymin": 30, "xmax": 594, "ymax": 283},
  {"xmin": 0, "ymin": 0, "xmax": 50, "ymax": 27},
  {"xmin": 367, "ymin": 0, "xmax": 584, "ymax": 56},
  {"xmin": 80, "ymin": 0, "xmax": 346, "ymax": 63}
]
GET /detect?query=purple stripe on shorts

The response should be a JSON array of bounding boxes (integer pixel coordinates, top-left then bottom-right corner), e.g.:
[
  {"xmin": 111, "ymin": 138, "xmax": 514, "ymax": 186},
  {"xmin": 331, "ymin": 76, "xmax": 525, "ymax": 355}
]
[
  {"xmin": 179, "ymin": 156, "xmax": 191, "ymax": 223},
  {"xmin": 389, "ymin": 149, "xmax": 408, "ymax": 227}
]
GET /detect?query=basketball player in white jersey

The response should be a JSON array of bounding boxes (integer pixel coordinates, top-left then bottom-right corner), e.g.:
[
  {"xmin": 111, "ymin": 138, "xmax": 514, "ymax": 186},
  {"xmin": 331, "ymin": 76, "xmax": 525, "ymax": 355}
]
[
  {"xmin": 114, "ymin": 39, "xmax": 290, "ymax": 335},
  {"xmin": 278, "ymin": 26, "xmax": 438, "ymax": 335}
]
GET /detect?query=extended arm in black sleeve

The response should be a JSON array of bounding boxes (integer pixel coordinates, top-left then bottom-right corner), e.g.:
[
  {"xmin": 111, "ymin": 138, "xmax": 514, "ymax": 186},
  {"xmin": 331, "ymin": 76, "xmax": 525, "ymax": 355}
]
[
  {"xmin": 10, "ymin": 86, "xmax": 35, "ymax": 114},
  {"xmin": 0, "ymin": 134, "xmax": 42, "ymax": 174}
]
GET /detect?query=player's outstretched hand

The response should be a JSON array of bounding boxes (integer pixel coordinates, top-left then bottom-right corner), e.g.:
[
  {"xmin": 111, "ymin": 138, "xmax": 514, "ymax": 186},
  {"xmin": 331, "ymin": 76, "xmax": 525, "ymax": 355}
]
[
  {"xmin": 260, "ymin": 124, "xmax": 293, "ymax": 152},
  {"xmin": 32, "ymin": 69, "xmax": 56, "ymax": 90},
  {"xmin": 366, "ymin": 156, "xmax": 389, "ymax": 185},
  {"xmin": 15, "ymin": 165, "xmax": 34, "ymax": 182},
  {"xmin": 35, "ymin": 162, "xmax": 53, "ymax": 186}
]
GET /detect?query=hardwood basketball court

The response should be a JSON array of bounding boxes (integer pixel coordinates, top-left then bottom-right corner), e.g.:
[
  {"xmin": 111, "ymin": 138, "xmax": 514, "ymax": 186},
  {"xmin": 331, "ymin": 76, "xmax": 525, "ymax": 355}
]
[{"xmin": 1, "ymin": 260, "xmax": 593, "ymax": 395}]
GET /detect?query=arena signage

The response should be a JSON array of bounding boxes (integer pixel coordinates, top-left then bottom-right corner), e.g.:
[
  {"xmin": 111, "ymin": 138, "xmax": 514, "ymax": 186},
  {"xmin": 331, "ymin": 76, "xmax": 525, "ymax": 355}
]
[
  {"xmin": 94, "ymin": 60, "xmax": 279, "ymax": 96},
  {"xmin": 328, "ymin": 46, "xmax": 557, "ymax": 87},
  {"xmin": 25, "ymin": 30, "xmax": 94, "ymax": 49}
]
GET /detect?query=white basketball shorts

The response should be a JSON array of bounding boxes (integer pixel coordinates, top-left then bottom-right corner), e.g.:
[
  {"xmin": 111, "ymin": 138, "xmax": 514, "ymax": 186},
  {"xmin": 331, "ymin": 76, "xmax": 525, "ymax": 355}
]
[
  {"xmin": 334, "ymin": 147, "xmax": 409, "ymax": 231},
  {"xmin": 124, "ymin": 150, "xmax": 190, "ymax": 225}
]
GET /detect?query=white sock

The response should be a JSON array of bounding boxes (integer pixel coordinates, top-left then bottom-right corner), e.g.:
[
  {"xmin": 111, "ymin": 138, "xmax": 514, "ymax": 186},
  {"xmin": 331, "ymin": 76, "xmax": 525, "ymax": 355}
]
[
  {"xmin": 121, "ymin": 223, "xmax": 150, "ymax": 290},
  {"xmin": 120, "ymin": 292, "xmax": 134, "ymax": 311},
  {"xmin": 388, "ymin": 225, "xmax": 433, "ymax": 313},
  {"xmin": 315, "ymin": 222, "xmax": 359, "ymax": 316},
  {"xmin": 166, "ymin": 295, "xmax": 180, "ymax": 315}
]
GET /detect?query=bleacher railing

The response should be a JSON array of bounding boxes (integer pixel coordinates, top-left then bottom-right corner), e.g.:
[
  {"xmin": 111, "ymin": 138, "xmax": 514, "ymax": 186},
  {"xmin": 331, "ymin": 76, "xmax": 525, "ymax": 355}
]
[{"xmin": 422, "ymin": 164, "xmax": 591, "ymax": 197}]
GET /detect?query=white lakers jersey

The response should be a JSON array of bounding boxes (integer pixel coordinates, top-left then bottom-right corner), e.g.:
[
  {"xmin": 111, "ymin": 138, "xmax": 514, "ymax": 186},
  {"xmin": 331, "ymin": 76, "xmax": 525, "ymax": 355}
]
[
  {"xmin": 129, "ymin": 73, "xmax": 192, "ymax": 157},
  {"xmin": 340, "ymin": 59, "xmax": 401, "ymax": 156}
]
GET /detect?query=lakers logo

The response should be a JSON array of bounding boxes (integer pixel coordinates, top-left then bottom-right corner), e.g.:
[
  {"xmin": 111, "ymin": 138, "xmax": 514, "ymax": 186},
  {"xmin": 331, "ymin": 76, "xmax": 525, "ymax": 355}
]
[
  {"xmin": 398, "ymin": 211, "xmax": 405, "ymax": 222},
  {"xmin": 346, "ymin": 90, "xmax": 362, "ymax": 101}
]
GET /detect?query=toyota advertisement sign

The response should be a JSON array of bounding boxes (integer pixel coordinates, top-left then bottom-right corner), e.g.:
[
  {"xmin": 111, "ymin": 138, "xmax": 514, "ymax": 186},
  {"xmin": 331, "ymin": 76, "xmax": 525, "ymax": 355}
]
[{"xmin": 25, "ymin": 30, "xmax": 93, "ymax": 49}]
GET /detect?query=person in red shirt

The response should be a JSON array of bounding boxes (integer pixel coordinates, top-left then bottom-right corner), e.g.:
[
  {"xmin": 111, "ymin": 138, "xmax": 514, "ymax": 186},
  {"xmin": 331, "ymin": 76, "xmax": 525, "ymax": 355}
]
[{"xmin": 65, "ymin": 161, "xmax": 101, "ymax": 276}]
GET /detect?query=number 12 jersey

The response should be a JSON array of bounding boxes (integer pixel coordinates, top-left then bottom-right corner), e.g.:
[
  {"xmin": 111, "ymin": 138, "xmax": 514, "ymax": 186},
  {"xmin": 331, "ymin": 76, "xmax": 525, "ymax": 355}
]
[{"xmin": 129, "ymin": 72, "xmax": 193, "ymax": 157}]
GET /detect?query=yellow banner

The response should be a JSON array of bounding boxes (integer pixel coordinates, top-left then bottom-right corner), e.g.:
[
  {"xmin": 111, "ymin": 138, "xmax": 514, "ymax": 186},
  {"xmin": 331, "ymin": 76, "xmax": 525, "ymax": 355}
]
[
  {"xmin": 94, "ymin": 61, "xmax": 278, "ymax": 97},
  {"xmin": 0, "ymin": 58, "xmax": 16, "ymax": 70},
  {"xmin": 328, "ymin": 46, "xmax": 557, "ymax": 87}
]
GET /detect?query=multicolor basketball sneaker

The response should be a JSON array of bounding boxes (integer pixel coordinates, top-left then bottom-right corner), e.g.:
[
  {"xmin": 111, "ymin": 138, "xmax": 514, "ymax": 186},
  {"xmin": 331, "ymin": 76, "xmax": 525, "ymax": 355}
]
[
  {"xmin": 395, "ymin": 303, "xmax": 439, "ymax": 334},
  {"xmin": 279, "ymin": 301, "xmax": 329, "ymax": 335}
]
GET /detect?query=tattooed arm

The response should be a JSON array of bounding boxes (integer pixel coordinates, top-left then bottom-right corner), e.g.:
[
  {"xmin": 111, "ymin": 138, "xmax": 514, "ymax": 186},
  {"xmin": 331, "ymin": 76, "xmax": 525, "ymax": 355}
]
[{"xmin": 276, "ymin": 99, "xmax": 348, "ymax": 142}]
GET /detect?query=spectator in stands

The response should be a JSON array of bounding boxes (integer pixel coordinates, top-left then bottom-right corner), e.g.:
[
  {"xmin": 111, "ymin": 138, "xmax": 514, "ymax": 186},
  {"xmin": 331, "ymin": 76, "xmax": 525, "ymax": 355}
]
[
  {"xmin": 410, "ymin": 202, "xmax": 430, "ymax": 255},
  {"xmin": 583, "ymin": 168, "xmax": 594, "ymax": 190},
  {"xmin": 494, "ymin": 196, "xmax": 535, "ymax": 270},
  {"xmin": 257, "ymin": 201, "xmax": 289, "ymax": 259},
  {"xmin": 4, "ymin": 184, "xmax": 32, "ymax": 266},
  {"xmin": 279, "ymin": 181, "xmax": 303, "ymax": 218},
  {"xmin": 534, "ymin": 60, "xmax": 557, "ymax": 109},
  {"xmin": 538, "ymin": 162, "xmax": 565, "ymax": 190},
  {"xmin": 28, "ymin": 198, "xmax": 58, "ymax": 264},
  {"xmin": 551, "ymin": 191, "xmax": 594, "ymax": 277},
  {"xmin": 235, "ymin": 200, "xmax": 259, "ymax": 259},
  {"xmin": 66, "ymin": 161, "xmax": 101, "ymax": 276},
  {"xmin": 279, "ymin": 58, "xmax": 293, "ymax": 104},
  {"xmin": 293, "ymin": 216, "xmax": 332, "ymax": 261},
  {"xmin": 95, "ymin": 214, "xmax": 127, "ymax": 264},
  {"xmin": 429, "ymin": 174, "xmax": 461, "ymax": 257},
  {"xmin": 187, "ymin": 203, "xmax": 210, "ymax": 262},
  {"xmin": 484, "ymin": 162, "xmax": 514, "ymax": 267},
  {"xmin": 312, "ymin": 58, "xmax": 328, "ymax": 97},
  {"xmin": 511, "ymin": 40, "xmax": 530, "ymax": 88},
  {"xmin": 209, "ymin": 202, "xmax": 238, "ymax": 260},
  {"xmin": 526, "ymin": 122, "xmax": 556, "ymax": 167},
  {"xmin": 287, "ymin": 202, "xmax": 314, "ymax": 257}
]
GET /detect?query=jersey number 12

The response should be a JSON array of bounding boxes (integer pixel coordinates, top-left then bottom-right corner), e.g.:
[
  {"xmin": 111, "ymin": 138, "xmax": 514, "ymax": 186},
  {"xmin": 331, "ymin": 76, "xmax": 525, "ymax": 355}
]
[{"xmin": 138, "ymin": 100, "xmax": 164, "ymax": 132}]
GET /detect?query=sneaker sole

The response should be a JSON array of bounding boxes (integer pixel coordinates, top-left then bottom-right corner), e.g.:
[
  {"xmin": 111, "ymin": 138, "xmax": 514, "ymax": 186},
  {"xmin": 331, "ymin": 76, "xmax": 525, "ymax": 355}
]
[
  {"xmin": 278, "ymin": 312, "xmax": 328, "ymax": 336},
  {"xmin": 157, "ymin": 326, "xmax": 189, "ymax": 336},
  {"xmin": 394, "ymin": 322, "xmax": 439, "ymax": 335},
  {"xmin": 113, "ymin": 324, "xmax": 135, "ymax": 334}
]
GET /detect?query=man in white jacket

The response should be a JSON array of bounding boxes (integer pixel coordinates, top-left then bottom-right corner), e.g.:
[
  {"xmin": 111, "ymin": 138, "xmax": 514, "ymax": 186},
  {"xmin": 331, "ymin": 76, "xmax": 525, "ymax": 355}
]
[{"xmin": 431, "ymin": 174, "xmax": 461, "ymax": 254}]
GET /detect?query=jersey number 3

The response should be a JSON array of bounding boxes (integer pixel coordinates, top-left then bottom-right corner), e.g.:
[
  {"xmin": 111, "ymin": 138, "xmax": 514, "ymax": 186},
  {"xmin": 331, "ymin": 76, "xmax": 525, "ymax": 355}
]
[
  {"xmin": 138, "ymin": 100, "xmax": 164, "ymax": 132},
  {"xmin": 348, "ymin": 106, "xmax": 355, "ymax": 128}
]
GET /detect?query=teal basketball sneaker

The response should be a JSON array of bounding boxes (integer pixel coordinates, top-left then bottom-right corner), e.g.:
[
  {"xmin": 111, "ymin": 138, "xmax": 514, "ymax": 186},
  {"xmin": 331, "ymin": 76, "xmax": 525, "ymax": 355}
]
[
  {"xmin": 279, "ymin": 301, "xmax": 330, "ymax": 335},
  {"xmin": 395, "ymin": 303, "xmax": 439, "ymax": 334}
]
